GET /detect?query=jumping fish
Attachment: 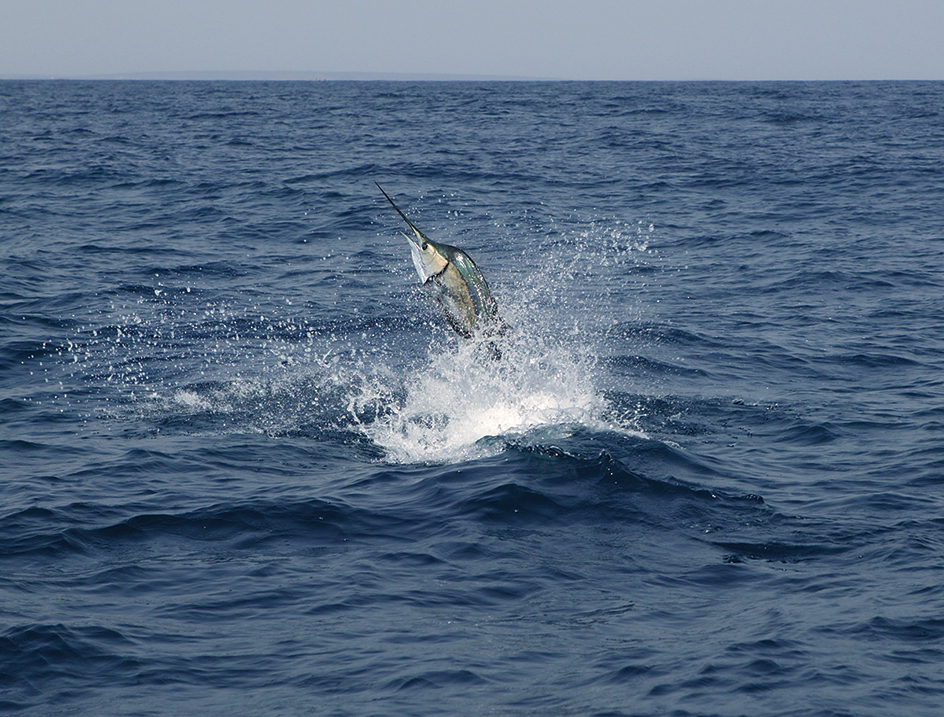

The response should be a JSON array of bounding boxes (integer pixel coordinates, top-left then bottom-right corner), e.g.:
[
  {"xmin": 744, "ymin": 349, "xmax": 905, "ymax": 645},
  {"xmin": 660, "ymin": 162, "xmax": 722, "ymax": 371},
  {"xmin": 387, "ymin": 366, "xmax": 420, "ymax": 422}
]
[{"xmin": 376, "ymin": 183, "xmax": 506, "ymax": 340}]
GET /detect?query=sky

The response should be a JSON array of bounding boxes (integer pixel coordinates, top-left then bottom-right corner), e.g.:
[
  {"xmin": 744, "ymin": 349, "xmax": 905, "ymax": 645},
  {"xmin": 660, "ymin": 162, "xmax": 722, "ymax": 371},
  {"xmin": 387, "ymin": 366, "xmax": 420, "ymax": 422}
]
[{"xmin": 2, "ymin": 0, "xmax": 943, "ymax": 81}]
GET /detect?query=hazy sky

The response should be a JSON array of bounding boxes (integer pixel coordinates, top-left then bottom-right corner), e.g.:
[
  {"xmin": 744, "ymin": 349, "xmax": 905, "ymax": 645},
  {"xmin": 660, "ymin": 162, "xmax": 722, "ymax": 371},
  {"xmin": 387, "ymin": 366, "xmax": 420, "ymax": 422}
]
[{"xmin": 3, "ymin": 0, "xmax": 943, "ymax": 80}]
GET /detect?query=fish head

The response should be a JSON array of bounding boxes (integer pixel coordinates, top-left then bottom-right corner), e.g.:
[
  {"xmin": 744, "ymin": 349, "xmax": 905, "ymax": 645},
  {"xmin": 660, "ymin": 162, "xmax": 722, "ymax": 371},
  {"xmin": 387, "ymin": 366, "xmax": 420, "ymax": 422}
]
[{"xmin": 403, "ymin": 227, "xmax": 449, "ymax": 283}]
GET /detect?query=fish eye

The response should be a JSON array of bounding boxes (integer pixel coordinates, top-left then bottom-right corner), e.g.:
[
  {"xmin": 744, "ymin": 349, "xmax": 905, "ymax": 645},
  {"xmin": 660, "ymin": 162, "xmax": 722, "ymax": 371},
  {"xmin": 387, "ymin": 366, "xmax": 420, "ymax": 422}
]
[{"xmin": 421, "ymin": 242, "xmax": 428, "ymax": 250}]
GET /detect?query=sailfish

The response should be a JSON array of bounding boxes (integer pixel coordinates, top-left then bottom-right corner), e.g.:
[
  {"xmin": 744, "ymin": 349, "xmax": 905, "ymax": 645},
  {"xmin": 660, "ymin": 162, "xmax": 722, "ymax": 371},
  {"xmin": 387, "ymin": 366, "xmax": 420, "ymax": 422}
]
[{"xmin": 377, "ymin": 183, "xmax": 507, "ymax": 341}]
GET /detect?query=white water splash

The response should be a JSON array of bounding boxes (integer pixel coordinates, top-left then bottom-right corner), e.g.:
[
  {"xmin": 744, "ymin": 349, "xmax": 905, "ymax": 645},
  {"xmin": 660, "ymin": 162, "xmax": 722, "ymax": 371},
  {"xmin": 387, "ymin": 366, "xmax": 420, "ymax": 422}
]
[
  {"xmin": 355, "ymin": 332, "xmax": 634, "ymax": 464},
  {"xmin": 55, "ymin": 217, "xmax": 654, "ymax": 457}
]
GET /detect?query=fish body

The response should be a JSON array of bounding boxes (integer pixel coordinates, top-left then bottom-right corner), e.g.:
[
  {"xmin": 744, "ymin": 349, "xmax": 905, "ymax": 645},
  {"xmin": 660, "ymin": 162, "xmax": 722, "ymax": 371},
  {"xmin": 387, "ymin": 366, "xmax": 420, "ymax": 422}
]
[{"xmin": 377, "ymin": 184, "xmax": 505, "ymax": 339}]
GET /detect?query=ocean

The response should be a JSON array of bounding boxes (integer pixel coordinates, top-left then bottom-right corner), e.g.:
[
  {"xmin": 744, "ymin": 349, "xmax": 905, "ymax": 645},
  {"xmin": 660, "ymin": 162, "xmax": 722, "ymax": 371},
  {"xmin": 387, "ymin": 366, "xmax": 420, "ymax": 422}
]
[{"xmin": 1, "ymin": 80, "xmax": 943, "ymax": 716}]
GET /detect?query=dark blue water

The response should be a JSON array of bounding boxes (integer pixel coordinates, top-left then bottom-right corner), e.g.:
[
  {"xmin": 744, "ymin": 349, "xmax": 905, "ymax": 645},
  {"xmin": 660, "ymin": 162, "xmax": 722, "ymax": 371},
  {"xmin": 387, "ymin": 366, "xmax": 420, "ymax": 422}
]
[{"xmin": 2, "ymin": 80, "xmax": 944, "ymax": 716}]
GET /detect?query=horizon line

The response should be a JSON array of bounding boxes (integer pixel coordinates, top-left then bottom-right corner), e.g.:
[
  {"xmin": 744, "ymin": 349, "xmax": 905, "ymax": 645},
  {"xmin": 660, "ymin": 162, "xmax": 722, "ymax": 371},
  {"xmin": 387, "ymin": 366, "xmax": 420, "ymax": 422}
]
[
  {"xmin": 1, "ymin": 70, "xmax": 558, "ymax": 82},
  {"xmin": 1, "ymin": 71, "xmax": 941, "ymax": 82}
]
